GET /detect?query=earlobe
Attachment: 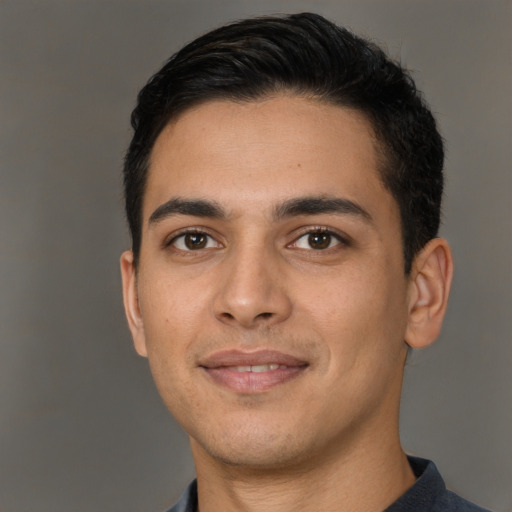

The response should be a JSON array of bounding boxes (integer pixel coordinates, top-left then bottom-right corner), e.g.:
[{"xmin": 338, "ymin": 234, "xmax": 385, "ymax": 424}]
[
  {"xmin": 405, "ymin": 238, "xmax": 454, "ymax": 349},
  {"xmin": 120, "ymin": 250, "xmax": 148, "ymax": 357}
]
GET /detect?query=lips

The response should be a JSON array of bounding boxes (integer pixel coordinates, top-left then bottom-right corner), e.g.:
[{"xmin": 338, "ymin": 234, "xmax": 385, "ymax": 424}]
[{"xmin": 199, "ymin": 350, "xmax": 309, "ymax": 393}]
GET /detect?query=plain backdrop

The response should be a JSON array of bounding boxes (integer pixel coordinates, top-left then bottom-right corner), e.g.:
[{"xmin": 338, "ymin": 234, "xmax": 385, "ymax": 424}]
[{"xmin": 1, "ymin": 1, "xmax": 510, "ymax": 511}]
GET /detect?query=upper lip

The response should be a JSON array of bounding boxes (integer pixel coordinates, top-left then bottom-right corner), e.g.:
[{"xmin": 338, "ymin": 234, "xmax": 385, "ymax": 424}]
[{"xmin": 199, "ymin": 349, "xmax": 309, "ymax": 369}]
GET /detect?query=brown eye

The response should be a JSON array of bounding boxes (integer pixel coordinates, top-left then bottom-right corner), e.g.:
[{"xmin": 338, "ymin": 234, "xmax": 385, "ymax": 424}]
[
  {"xmin": 171, "ymin": 231, "xmax": 220, "ymax": 251},
  {"xmin": 307, "ymin": 232, "xmax": 332, "ymax": 249},
  {"xmin": 184, "ymin": 233, "xmax": 207, "ymax": 250},
  {"xmin": 292, "ymin": 230, "xmax": 343, "ymax": 251}
]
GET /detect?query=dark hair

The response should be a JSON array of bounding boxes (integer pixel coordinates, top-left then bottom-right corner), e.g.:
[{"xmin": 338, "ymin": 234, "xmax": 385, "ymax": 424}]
[{"xmin": 124, "ymin": 12, "xmax": 444, "ymax": 273}]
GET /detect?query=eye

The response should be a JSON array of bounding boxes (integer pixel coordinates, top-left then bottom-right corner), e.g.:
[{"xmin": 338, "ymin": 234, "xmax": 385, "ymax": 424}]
[
  {"xmin": 292, "ymin": 230, "xmax": 343, "ymax": 250},
  {"xmin": 170, "ymin": 231, "xmax": 221, "ymax": 251}
]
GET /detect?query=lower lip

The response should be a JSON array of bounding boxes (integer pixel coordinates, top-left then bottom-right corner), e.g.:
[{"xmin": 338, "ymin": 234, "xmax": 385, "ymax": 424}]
[{"xmin": 203, "ymin": 366, "xmax": 307, "ymax": 393}]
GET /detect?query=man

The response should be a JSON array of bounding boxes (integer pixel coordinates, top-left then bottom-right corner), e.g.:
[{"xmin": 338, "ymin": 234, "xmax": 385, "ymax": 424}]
[{"xmin": 120, "ymin": 12, "xmax": 490, "ymax": 512}]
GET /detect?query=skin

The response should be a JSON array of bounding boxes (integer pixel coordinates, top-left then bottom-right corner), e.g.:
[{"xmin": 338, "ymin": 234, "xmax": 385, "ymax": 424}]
[{"xmin": 121, "ymin": 95, "xmax": 453, "ymax": 512}]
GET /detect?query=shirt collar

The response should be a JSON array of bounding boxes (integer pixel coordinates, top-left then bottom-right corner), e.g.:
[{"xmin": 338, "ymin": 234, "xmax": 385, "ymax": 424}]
[{"xmin": 384, "ymin": 456, "xmax": 445, "ymax": 511}]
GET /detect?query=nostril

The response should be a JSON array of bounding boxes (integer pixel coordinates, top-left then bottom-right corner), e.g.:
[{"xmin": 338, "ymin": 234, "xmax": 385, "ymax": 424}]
[{"xmin": 257, "ymin": 312, "xmax": 273, "ymax": 319}]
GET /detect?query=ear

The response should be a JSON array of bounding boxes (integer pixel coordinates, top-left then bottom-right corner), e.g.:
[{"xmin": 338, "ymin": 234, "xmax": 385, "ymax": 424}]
[
  {"xmin": 120, "ymin": 250, "xmax": 148, "ymax": 357},
  {"xmin": 405, "ymin": 238, "xmax": 454, "ymax": 349}
]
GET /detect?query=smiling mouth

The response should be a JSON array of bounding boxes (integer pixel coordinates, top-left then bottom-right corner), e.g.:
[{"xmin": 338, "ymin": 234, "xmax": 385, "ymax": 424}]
[{"xmin": 199, "ymin": 350, "xmax": 309, "ymax": 393}]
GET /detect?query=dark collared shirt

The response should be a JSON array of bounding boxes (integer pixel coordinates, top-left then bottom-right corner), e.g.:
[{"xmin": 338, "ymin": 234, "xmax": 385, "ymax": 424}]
[{"xmin": 166, "ymin": 457, "xmax": 491, "ymax": 512}]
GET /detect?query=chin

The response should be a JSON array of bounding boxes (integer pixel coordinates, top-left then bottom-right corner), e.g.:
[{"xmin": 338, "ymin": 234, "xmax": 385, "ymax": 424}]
[
  {"xmin": 201, "ymin": 444, "xmax": 308, "ymax": 471},
  {"xmin": 190, "ymin": 422, "xmax": 313, "ymax": 470}
]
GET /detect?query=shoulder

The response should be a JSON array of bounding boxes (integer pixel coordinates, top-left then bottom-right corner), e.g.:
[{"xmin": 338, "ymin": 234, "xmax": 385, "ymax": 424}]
[
  {"xmin": 386, "ymin": 457, "xmax": 492, "ymax": 512},
  {"xmin": 433, "ymin": 489, "xmax": 493, "ymax": 512},
  {"xmin": 164, "ymin": 480, "xmax": 197, "ymax": 512}
]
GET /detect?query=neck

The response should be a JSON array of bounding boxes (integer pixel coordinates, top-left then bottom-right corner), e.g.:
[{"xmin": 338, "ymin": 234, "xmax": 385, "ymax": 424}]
[{"xmin": 191, "ymin": 425, "xmax": 415, "ymax": 512}]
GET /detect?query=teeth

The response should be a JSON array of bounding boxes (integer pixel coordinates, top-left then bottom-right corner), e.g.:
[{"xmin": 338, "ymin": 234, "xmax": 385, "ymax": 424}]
[
  {"xmin": 251, "ymin": 364, "xmax": 279, "ymax": 372},
  {"xmin": 230, "ymin": 364, "xmax": 281, "ymax": 372},
  {"xmin": 233, "ymin": 366, "xmax": 252, "ymax": 372}
]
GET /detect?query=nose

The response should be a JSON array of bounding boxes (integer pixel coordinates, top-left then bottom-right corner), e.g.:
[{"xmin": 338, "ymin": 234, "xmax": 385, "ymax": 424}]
[{"xmin": 212, "ymin": 244, "xmax": 293, "ymax": 329}]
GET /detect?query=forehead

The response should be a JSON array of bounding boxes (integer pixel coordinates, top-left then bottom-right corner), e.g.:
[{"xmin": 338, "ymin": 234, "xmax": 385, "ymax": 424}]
[{"xmin": 145, "ymin": 95, "xmax": 393, "ymax": 222}]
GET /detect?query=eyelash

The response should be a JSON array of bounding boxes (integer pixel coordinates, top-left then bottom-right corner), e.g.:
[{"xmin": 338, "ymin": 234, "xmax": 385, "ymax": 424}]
[
  {"xmin": 165, "ymin": 228, "xmax": 221, "ymax": 251},
  {"xmin": 290, "ymin": 227, "xmax": 350, "ymax": 251},
  {"xmin": 165, "ymin": 226, "xmax": 350, "ymax": 254}
]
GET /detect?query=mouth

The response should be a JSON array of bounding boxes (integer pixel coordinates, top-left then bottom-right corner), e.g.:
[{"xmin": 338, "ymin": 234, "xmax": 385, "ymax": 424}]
[{"xmin": 199, "ymin": 350, "xmax": 309, "ymax": 393}]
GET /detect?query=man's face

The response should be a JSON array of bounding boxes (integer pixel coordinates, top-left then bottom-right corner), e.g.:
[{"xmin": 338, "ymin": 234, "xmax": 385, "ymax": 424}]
[{"xmin": 122, "ymin": 96, "xmax": 413, "ymax": 470}]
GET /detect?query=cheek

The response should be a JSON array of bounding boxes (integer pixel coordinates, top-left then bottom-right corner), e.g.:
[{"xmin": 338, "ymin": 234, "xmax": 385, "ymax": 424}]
[
  {"xmin": 138, "ymin": 278, "xmax": 201, "ymax": 411},
  {"xmin": 140, "ymin": 268, "xmax": 209, "ymax": 341},
  {"xmin": 300, "ymin": 263, "xmax": 408, "ymax": 361}
]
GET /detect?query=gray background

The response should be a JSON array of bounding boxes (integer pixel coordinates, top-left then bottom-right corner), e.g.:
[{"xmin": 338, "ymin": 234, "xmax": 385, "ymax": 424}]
[{"xmin": 1, "ymin": 1, "xmax": 510, "ymax": 511}]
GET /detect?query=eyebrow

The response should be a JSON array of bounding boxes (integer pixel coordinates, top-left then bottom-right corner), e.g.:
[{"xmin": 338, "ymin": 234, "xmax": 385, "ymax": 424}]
[
  {"xmin": 148, "ymin": 195, "xmax": 372, "ymax": 226},
  {"xmin": 148, "ymin": 197, "xmax": 226, "ymax": 225},
  {"xmin": 274, "ymin": 196, "xmax": 372, "ymax": 222}
]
